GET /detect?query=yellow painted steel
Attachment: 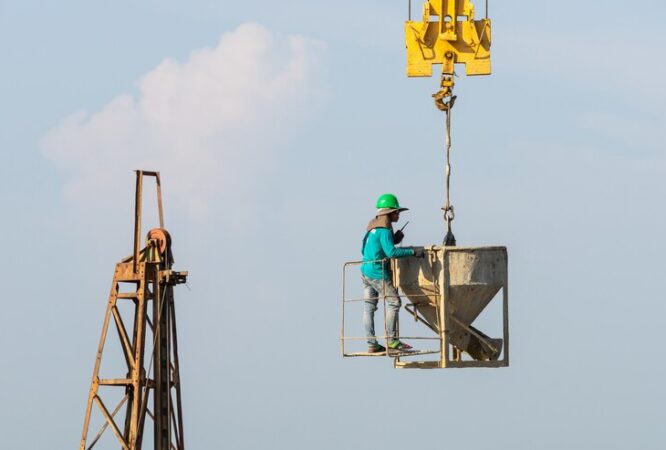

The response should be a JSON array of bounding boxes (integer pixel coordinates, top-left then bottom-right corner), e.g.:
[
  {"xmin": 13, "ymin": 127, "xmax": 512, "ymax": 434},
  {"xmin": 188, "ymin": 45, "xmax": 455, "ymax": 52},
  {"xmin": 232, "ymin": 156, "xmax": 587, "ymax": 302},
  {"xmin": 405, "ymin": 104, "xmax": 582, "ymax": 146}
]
[{"xmin": 405, "ymin": 0, "xmax": 491, "ymax": 78}]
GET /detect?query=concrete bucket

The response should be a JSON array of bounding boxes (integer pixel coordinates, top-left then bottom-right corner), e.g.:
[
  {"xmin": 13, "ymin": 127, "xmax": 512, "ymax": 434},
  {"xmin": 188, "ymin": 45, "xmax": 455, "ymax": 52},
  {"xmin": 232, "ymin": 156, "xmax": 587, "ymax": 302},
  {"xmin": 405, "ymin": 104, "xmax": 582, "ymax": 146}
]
[{"xmin": 392, "ymin": 246, "xmax": 509, "ymax": 368}]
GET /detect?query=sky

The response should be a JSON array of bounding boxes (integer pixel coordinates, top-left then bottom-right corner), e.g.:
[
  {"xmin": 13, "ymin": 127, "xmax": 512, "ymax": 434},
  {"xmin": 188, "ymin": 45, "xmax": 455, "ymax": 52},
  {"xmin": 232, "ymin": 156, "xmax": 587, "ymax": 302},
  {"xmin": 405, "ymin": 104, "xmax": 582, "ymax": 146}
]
[{"xmin": 1, "ymin": 1, "xmax": 665, "ymax": 448}]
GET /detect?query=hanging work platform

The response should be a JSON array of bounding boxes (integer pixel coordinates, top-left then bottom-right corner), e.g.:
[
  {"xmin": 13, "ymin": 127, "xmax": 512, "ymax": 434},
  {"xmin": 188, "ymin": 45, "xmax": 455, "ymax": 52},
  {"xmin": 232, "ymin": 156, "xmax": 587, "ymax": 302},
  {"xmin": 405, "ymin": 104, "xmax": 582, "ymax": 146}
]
[
  {"xmin": 340, "ymin": 0, "xmax": 507, "ymax": 370},
  {"xmin": 341, "ymin": 245, "xmax": 508, "ymax": 369}
]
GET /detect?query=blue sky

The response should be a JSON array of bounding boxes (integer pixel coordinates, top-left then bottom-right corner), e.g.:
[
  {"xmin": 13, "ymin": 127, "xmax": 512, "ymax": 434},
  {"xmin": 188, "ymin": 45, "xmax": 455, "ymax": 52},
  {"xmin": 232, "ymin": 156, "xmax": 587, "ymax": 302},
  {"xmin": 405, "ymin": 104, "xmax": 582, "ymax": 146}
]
[{"xmin": 1, "ymin": 1, "xmax": 665, "ymax": 449}]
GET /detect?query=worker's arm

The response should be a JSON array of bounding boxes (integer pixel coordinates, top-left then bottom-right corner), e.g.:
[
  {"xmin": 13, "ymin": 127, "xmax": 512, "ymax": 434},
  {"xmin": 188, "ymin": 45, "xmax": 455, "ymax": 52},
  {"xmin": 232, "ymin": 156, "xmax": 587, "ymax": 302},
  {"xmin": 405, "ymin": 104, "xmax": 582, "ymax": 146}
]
[{"xmin": 378, "ymin": 228, "xmax": 414, "ymax": 258}]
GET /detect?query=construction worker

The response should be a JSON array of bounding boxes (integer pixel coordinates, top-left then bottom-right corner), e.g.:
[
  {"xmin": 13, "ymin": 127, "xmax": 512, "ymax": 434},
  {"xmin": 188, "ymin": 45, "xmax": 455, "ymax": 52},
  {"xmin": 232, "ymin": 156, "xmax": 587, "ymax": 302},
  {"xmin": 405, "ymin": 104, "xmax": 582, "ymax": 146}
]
[{"xmin": 361, "ymin": 193, "xmax": 423, "ymax": 353}]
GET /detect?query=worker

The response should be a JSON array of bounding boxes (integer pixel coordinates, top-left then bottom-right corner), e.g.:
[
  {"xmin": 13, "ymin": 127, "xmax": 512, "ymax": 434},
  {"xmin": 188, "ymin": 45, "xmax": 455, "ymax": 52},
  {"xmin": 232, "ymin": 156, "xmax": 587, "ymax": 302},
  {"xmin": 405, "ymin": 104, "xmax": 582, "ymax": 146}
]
[{"xmin": 361, "ymin": 193, "xmax": 423, "ymax": 353}]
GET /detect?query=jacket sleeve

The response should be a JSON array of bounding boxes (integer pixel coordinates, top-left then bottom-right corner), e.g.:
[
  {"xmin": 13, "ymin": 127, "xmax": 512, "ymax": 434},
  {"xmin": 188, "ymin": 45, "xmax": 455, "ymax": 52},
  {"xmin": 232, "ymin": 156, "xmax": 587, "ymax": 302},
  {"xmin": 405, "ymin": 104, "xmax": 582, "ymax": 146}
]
[{"xmin": 378, "ymin": 229, "xmax": 415, "ymax": 258}]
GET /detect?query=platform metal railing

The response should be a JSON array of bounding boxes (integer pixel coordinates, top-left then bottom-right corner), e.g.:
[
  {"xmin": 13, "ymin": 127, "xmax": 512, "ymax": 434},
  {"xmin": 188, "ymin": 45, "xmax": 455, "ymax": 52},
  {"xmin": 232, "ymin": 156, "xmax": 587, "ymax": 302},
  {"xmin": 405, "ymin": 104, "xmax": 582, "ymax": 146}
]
[{"xmin": 341, "ymin": 259, "xmax": 441, "ymax": 359}]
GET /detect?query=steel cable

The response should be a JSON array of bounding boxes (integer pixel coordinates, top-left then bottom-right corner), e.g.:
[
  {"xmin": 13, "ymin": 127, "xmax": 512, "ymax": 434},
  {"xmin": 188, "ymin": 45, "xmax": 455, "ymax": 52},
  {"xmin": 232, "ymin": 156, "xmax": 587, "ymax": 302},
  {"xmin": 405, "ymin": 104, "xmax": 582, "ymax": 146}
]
[{"xmin": 443, "ymin": 98, "xmax": 456, "ymax": 246}]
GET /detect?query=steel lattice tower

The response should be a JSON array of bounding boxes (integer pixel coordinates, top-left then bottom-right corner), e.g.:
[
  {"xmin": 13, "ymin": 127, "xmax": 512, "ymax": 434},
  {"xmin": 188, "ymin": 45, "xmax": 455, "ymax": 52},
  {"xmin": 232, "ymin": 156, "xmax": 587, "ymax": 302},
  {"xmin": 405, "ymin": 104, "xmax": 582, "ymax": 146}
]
[{"xmin": 79, "ymin": 171, "xmax": 188, "ymax": 450}]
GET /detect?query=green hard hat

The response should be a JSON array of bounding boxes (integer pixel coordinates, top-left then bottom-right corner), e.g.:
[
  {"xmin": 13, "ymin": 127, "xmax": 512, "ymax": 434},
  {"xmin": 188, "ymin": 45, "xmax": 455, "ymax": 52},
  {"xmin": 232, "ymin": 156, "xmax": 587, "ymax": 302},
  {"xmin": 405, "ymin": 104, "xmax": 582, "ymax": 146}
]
[{"xmin": 376, "ymin": 193, "xmax": 408, "ymax": 215}]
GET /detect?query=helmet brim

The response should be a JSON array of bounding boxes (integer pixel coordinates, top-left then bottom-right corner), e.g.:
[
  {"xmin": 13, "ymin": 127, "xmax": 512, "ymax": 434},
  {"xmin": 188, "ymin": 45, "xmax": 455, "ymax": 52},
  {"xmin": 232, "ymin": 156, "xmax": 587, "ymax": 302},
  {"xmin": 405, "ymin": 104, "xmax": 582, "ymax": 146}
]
[{"xmin": 377, "ymin": 207, "xmax": 409, "ymax": 216}]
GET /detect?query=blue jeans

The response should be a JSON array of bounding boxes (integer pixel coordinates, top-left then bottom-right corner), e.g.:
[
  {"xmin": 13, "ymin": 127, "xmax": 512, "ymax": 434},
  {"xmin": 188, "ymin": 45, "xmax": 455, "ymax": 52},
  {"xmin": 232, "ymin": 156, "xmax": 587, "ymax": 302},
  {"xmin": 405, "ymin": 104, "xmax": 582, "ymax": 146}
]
[{"xmin": 362, "ymin": 275, "xmax": 402, "ymax": 346}]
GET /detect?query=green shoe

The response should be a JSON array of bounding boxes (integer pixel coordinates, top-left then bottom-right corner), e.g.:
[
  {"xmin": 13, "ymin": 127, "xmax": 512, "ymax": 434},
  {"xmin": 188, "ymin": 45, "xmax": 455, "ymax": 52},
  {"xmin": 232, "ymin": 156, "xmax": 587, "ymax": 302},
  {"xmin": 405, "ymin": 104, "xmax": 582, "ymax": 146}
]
[{"xmin": 388, "ymin": 340, "xmax": 413, "ymax": 351}]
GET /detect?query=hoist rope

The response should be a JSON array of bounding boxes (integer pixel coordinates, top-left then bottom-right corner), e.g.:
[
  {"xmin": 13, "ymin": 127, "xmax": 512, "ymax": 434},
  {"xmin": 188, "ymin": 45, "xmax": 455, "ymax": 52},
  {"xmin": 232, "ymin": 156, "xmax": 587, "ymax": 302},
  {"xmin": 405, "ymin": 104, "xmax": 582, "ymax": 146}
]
[
  {"xmin": 444, "ymin": 103, "xmax": 452, "ymax": 216},
  {"xmin": 441, "ymin": 96, "xmax": 457, "ymax": 246}
]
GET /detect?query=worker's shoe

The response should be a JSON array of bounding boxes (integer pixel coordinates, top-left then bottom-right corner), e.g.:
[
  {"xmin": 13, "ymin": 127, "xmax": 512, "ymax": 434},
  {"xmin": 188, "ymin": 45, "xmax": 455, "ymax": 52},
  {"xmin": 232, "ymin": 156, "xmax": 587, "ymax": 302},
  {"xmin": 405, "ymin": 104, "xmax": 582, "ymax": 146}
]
[
  {"xmin": 388, "ymin": 340, "xmax": 413, "ymax": 351},
  {"xmin": 367, "ymin": 343, "xmax": 387, "ymax": 354}
]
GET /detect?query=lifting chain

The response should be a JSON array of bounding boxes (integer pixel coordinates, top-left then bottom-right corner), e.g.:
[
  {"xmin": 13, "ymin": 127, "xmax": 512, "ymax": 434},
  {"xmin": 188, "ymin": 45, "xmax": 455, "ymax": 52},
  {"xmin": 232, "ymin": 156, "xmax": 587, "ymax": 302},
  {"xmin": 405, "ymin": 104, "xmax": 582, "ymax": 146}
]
[{"xmin": 433, "ymin": 75, "xmax": 457, "ymax": 246}]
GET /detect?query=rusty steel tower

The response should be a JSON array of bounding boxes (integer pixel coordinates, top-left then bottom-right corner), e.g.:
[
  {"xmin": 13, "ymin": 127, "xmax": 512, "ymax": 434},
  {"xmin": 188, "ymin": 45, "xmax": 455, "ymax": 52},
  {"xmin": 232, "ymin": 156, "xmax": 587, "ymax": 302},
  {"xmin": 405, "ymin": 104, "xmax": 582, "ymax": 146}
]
[{"xmin": 79, "ymin": 170, "xmax": 188, "ymax": 450}]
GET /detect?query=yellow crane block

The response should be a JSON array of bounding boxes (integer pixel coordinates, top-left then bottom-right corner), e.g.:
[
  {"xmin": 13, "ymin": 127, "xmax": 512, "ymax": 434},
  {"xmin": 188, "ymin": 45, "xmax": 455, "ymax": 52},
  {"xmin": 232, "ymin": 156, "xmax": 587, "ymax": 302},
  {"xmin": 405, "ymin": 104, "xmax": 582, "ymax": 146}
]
[{"xmin": 405, "ymin": 0, "xmax": 491, "ymax": 78}]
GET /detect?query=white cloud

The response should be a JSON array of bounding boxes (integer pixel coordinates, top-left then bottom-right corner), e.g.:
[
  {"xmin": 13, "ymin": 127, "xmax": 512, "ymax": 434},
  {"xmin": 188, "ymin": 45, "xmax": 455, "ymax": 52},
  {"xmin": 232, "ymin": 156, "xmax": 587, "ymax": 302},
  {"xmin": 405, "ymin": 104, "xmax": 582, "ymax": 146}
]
[{"xmin": 42, "ymin": 23, "xmax": 327, "ymax": 220}]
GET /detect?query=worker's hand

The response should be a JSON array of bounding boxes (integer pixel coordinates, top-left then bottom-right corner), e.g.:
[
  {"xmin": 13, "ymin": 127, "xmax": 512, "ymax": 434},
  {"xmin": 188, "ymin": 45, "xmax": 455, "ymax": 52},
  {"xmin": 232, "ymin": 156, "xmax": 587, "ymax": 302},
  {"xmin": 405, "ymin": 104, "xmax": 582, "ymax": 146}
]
[
  {"xmin": 412, "ymin": 247, "xmax": 425, "ymax": 258},
  {"xmin": 394, "ymin": 230, "xmax": 404, "ymax": 245}
]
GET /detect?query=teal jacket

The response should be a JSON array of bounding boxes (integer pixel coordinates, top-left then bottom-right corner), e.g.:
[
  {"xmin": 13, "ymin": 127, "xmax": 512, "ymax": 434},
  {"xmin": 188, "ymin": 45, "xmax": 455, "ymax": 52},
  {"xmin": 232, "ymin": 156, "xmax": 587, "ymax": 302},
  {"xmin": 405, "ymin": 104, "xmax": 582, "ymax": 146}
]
[{"xmin": 361, "ymin": 217, "xmax": 414, "ymax": 280}]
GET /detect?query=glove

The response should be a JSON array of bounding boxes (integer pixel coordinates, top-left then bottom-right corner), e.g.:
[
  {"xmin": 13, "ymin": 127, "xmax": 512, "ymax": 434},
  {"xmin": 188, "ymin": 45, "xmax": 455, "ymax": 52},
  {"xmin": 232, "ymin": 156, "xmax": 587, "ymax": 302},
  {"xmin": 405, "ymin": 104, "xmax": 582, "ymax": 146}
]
[
  {"xmin": 394, "ymin": 230, "xmax": 404, "ymax": 245},
  {"xmin": 412, "ymin": 247, "xmax": 425, "ymax": 258}
]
